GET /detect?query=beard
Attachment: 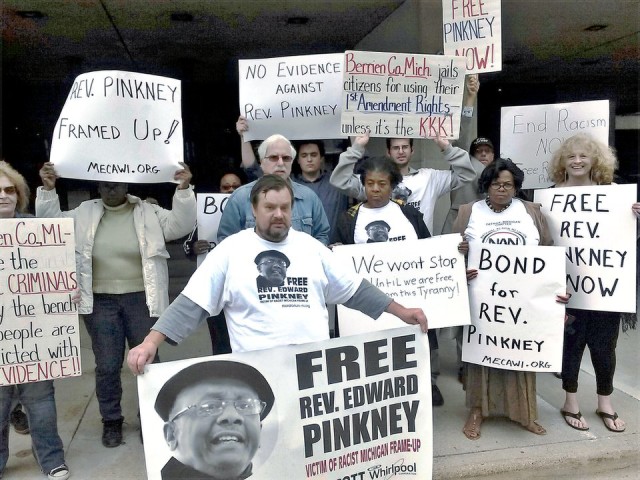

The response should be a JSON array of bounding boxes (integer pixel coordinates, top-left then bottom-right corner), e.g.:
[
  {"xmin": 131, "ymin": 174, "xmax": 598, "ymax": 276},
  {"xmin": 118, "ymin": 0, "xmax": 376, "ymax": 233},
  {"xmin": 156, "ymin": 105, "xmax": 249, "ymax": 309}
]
[{"xmin": 256, "ymin": 222, "xmax": 290, "ymax": 242}]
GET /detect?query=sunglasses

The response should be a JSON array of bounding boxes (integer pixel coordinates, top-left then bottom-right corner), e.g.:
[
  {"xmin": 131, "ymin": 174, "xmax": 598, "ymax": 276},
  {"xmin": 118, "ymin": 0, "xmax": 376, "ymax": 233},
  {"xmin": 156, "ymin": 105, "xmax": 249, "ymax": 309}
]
[{"xmin": 0, "ymin": 186, "xmax": 17, "ymax": 195}]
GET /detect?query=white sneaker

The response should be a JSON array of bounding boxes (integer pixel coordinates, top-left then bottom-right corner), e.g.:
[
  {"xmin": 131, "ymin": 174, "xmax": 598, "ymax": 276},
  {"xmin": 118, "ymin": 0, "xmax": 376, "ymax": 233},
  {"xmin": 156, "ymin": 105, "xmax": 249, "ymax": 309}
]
[{"xmin": 47, "ymin": 464, "xmax": 70, "ymax": 480}]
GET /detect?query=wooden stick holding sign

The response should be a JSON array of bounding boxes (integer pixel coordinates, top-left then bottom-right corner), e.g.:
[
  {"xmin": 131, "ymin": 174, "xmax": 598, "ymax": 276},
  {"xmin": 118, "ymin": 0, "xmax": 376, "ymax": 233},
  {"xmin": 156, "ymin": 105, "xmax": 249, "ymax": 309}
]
[
  {"xmin": 462, "ymin": 243, "xmax": 566, "ymax": 372},
  {"xmin": 50, "ymin": 70, "xmax": 183, "ymax": 183}
]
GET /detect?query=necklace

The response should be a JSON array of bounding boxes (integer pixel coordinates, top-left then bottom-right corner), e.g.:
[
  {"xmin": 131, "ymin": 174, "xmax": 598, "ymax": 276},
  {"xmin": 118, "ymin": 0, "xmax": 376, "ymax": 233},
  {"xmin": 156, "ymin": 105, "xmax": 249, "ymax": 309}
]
[{"xmin": 486, "ymin": 197, "xmax": 511, "ymax": 213}]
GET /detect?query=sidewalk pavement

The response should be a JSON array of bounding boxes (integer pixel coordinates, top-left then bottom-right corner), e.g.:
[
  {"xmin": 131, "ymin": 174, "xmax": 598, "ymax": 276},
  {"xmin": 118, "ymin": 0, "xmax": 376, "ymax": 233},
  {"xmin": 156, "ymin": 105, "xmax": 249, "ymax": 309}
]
[{"xmin": 4, "ymin": 244, "xmax": 639, "ymax": 479}]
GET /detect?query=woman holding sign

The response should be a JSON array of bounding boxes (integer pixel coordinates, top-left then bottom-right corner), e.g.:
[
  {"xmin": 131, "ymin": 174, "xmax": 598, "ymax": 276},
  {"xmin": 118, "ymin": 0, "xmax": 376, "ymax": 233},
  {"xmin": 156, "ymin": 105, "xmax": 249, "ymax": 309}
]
[
  {"xmin": 333, "ymin": 156, "xmax": 446, "ymax": 406},
  {"xmin": 549, "ymin": 133, "xmax": 637, "ymax": 433},
  {"xmin": 454, "ymin": 158, "xmax": 569, "ymax": 440},
  {"xmin": 0, "ymin": 161, "xmax": 70, "ymax": 480}
]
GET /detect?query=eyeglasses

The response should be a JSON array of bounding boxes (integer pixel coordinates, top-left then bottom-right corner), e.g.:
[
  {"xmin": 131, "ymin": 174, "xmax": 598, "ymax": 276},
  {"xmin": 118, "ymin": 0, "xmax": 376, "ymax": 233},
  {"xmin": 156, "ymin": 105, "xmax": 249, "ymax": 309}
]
[
  {"xmin": 259, "ymin": 259, "xmax": 287, "ymax": 268},
  {"xmin": 0, "ymin": 186, "xmax": 17, "ymax": 195},
  {"xmin": 264, "ymin": 154, "xmax": 293, "ymax": 163},
  {"xmin": 489, "ymin": 182, "xmax": 515, "ymax": 191},
  {"xmin": 169, "ymin": 398, "xmax": 266, "ymax": 423},
  {"xmin": 390, "ymin": 145, "xmax": 411, "ymax": 152}
]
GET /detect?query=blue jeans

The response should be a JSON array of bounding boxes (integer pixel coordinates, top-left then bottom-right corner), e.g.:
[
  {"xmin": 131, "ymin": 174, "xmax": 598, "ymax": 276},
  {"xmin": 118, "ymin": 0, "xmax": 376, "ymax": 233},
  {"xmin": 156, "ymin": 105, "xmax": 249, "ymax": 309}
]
[
  {"xmin": 1, "ymin": 381, "xmax": 65, "ymax": 474},
  {"xmin": 84, "ymin": 292, "xmax": 158, "ymax": 422}
]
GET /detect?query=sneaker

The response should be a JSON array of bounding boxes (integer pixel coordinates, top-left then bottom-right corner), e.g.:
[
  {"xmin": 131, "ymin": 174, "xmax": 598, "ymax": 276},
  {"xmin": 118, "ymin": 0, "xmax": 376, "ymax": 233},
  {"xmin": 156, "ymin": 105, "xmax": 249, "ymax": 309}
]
[
  {"xmin": 10, "ymin": 408, "xmax": 30, "ymax": 434},
  {"xmin": 432, "ymin": 384, "xmax": 444, "ymax": 407},
  {"xmin": 102, "ymin": 418, "xmax": 124, "ymax": 448},
  {"xmin": 47, "ymin": 464, "xmax": 70, "ymax": 480}
]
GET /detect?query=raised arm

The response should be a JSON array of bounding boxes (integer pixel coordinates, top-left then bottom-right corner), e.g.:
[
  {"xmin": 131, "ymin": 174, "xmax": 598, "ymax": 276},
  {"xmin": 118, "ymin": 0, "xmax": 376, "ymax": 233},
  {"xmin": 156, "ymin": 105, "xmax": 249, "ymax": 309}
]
[{"xmin": 329, "ymin": 132, "xmax": 369, "ymax": 201}]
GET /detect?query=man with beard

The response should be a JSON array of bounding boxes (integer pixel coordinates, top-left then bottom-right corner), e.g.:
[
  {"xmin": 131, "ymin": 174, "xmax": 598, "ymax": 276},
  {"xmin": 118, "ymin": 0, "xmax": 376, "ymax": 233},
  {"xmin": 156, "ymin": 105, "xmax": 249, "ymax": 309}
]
[
  {"xmin": 155, "ymin": 360, "xmax": 274, "ymax": 480},
  {"xmin": 365, "ymin": 220, "xmax": 391, "ymax": 243},
  {"xmin": 255, "ymin": 250, "xmax": 290, "ymax": 288},
  {"xmin": 128, "ymin": 175, "xmax": 428, "ymax": 368}
]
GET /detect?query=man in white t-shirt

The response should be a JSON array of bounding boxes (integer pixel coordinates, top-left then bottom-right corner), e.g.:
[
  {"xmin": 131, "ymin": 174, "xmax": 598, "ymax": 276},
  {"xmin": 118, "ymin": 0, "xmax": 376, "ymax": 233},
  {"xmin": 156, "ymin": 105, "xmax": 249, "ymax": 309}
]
[{"xmin": 127, "ymin": 175, "xmax": 428, "ymax": 372}]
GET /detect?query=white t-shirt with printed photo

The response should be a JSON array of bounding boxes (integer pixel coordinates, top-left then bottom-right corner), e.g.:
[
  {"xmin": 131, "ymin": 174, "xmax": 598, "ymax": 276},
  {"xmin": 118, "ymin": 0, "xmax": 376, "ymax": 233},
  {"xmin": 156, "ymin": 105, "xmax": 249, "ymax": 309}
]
[
  {"xmin": 354, "ymin": 202, "xmax": 418, "ymax": 244},
  {"xmin": 182, "ymin": 228, "xmax": 362, "ymax": 352}
]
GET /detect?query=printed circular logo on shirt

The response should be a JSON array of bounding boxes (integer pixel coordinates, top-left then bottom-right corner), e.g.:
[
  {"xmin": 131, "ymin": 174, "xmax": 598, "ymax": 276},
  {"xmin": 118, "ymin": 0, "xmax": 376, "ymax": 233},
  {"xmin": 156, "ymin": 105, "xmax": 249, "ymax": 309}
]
[{"xmin": 481, "ymin": 228, "xmax": 527, "ymax": 245}]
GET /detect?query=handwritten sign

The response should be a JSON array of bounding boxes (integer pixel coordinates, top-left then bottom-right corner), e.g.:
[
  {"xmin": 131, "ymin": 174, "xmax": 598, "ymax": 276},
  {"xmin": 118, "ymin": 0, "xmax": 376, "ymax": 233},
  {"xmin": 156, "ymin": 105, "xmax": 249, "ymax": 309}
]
[
  {"xmin": 340, "ymin": 50, "xmax": 466, "ymax": 139},
  {"xmin": 0, "ymin": 219, "xmax": 81, "ymax": 386},
  {"xmin": 50, "ymin": 70, "xmax": 183, "ymax": 183},
  {"xmin": 196, "ymin": 193, "xmax": 230, "ymax": 266},
  {"xmin": 500, "ymin": 100, "xmax": 610, "ymax": 188},
  {"xmin": 462, "ymin": 243, "xmax": 566, "ymax": 372},
  {"xmin": 534, "ymin": 184, "xmax": 637, "ymax": 312},
  {"xmin": 239, "ymin": 53, "xmax": 344, "ymax": 141},
  {"xmin": 334, "ymin": 235, "xmax": 470, "ymax": 335},
  {"xmin": 442, "ymin": 0, "xmax": 502, "ymax": 74},
  {"xmin": 138, "ymin": 327, "xmax": 432, "ymax": 479}
]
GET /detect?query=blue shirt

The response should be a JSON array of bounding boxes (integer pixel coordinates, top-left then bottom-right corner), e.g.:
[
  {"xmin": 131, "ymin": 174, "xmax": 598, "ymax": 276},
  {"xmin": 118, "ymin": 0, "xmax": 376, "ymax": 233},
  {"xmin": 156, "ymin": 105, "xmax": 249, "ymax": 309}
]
[{"xmin": 217, "ymin": 179, "xmax": 330, "ymax": 245}]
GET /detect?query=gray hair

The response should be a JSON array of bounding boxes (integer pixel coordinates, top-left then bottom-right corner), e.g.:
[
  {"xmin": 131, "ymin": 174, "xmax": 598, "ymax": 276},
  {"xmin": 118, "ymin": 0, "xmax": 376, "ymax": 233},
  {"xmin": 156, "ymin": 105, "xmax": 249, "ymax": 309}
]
[{"xmin": 257, "ymin": 134, "xmax": 296, "ymax": 161}]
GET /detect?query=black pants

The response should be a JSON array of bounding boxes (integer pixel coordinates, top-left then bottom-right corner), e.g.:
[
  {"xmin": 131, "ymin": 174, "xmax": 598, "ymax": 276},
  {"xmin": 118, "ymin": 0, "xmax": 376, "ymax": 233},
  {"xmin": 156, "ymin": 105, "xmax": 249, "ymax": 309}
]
[
  {"xmin": 561, "ymin": 309, "xmax": 620, "ymax": 396},
  {"xmin": 206, "ymin": 311, "xmax": 232, "ymax": 355}
]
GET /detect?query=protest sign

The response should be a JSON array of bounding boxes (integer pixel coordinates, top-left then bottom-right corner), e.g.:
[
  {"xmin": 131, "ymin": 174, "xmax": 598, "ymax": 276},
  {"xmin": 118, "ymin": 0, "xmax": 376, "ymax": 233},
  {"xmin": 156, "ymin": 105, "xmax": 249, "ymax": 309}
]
[
  {"xmin": 239, "ymin": 53, "xmax": 344, "ymax": 140},
  {"xmin": 196, "ymin": 193, "xmax": 231, "ymax": 267},
  {"xmin": 333, "ymin": 235, "xmax": 470, "ymax": 336},
  {"xmin": 442, "ymin": 0, "xmax": 502, "ymax": 74},
  {"xmin": 138, "ymin": 326, "xmax": 432, "ymax": 479},
  {"xmin": 340, "ymin": 51, "xmax": 466, "ymax": 139},
  {"xmin": 50, "ymin": 70, "xmax": 183, "ymax": 183},
  {"xmin": 462, "ymin": 243, "xmax": 566, "ymax": 372},
  {"xmin": 500, "ymin": 100, "xmax": 610, "ymax": 188},
  {"xmin": 535, "ymin": 184, "xmax": 637, "ymax": 312},
  {"xmin": 0, "ymin": 219, "xmax": 81, "ymax": 386}
]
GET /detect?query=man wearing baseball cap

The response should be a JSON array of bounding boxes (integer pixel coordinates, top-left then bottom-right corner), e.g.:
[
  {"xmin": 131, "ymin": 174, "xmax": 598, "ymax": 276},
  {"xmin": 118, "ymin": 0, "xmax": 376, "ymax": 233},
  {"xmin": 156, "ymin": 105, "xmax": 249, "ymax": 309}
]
[{"xmin": 155, "ymin": 360, "xmax": 274, "ymax": 480}]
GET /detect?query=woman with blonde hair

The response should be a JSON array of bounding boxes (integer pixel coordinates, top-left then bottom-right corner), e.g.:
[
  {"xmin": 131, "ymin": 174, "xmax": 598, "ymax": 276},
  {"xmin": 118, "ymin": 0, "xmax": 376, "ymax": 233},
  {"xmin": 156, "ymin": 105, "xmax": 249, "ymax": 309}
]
[
  {"xmin": 550, "ymin": 133, "xmax": 639, "ymax": 433},
  {"xmin": 0, "ymin": 160, "xmax": 70, "ymax": 479}
]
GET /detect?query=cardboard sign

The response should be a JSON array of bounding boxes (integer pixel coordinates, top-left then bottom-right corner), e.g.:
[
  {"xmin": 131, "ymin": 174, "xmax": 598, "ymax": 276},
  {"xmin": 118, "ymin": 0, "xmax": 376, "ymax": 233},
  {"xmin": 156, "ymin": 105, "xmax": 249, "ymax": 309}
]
[
  {"xmin": 462, "ymin": 243, "xmax": 566, "ymax": 372},
  {"xmin": 50, "ymin": 70, "xmax": 183, "ymax": 183},
  {"xmin": 138, "ymin": 327, "xmax": 432, "ymax": 479},
  {"xmin": 334, "ymin": 235, "xmax": 470, "ymax": 336},
  {"xmin": 535, "ymin": 184, "xmax": 637, "ymax": 312},
  {"xmin": 442, "ymin": 0, "xmax": 502, "ymax": 74},
  {"xmin": 239, "ymin": 53, "xmax": 344, "ymax": 140},
  {"xmin": 340, "ymin": 51, "xmax": 466, "ymax": 139},
  {"xmin": 500, "ymin": 100, "xmax": 610, "ymax": 189},
  {"xmin": 0, "ymin": 219, "xmax": 81, "ymax": 386},
  {"xmin": 196, "ymin": 193, "xmax": 231, "ymax": 267}
]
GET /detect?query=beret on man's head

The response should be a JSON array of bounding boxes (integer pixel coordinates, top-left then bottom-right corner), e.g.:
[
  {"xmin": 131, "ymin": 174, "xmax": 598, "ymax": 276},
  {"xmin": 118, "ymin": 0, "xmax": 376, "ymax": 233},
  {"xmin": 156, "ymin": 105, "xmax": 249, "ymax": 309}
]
[
  {"xmin": 155, "ymin": 360, "xmax": 275, "ymax": 421},
  {"xmin": 254, "ymin": 250, "xmax": 290, "ymax": 267},
  {"xmin": 469, "ymin": 137, "xmax": 494, "ymax": 157},
  {"xmin": 366, "ymin": 220, "xmax": 391, "ymax": 231}
]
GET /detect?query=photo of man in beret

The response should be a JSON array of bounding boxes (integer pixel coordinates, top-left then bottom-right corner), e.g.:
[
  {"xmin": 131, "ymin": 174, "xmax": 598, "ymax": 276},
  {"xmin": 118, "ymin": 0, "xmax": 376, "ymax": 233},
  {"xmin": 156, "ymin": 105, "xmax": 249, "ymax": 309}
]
[
  {"xmin": 255, "ymin": 250, "xmax": 290, "ymax": 288},
  {"xmin": 365, "ymin": 220, "xmax": 391, "ymax": 243},
  {"xmin": 155, "ymin": 360, "xmax": 275, "ymax": 480}
]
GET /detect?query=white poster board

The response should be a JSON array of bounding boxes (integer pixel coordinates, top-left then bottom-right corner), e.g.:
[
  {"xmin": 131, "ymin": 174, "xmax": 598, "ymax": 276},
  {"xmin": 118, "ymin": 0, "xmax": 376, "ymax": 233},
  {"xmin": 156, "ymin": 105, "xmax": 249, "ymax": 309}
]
[
  {"xmin": 0, "ymin": 219, "xmax": 81, "ymax": 385},
  {"xmin": 534, "ymin": 184, "xmax": 637, "ymax": 312},
  {"xmin": 341, "ymin": 51, "xmax": 467, "ymax": 139},
  {"xmin": 196, "ymin": 193, "xmax": 231, "ymax": 267},
  {"xmin": 442, "ymin": 0, "xmax": 502, "ymax": 74},
  {"xmin": 239, "ymin": 53, "xmax": 344, "ymax": 141},
  {"xmin": 50, "ymin": 70, "xmax": 183, "ymax": 183},
  {"xmin": 334, "ymin": 235, "xmax": 470, "ymax": 336},
  {"xmin": 462, "ymin": 243, "xmax": 566, "ymax": 372},
  {"xmin": 138, "ymin": 327, "xmax": 432, "ymax": 479},
  {"xmin": 500, "ymin": 100, "xmax": 610, "ymax": 189}
]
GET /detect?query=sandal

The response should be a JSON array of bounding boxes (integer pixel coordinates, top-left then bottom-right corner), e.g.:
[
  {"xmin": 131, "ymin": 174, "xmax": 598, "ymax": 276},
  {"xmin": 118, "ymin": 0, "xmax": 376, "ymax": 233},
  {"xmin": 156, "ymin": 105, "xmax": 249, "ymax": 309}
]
[
  {"xmin": 561, "ymin": 409, "xmax": 589, "ymax": 431},
  {"xmin": 525, "ymin": 420, "xmax": 547, "ymax": 435},
  {"xmin": 596, "ymin": 410, "xmax": 625, "ymax": 433},
  {"xmin": 463, "ymin": 409, "xmax": 483, "ymax": 440}
]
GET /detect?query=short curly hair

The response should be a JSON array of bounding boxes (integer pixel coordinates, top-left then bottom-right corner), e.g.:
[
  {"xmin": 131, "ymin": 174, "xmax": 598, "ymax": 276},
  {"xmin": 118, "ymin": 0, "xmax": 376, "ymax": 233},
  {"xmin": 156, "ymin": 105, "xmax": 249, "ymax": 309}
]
[
  {"xmin": 358, "ymin": 156, "xmax": 403, "ymax": 190},
  {"xmin": 0, "ymin": 160, "xmax": 30, "ymax": 213},
  {"xmin": 549, "ymin": 133, "xmax": 617, "ymax": 185},
  {"xmin": 477, "ymin": 158, "xmax": 524, "ymax": 195}
]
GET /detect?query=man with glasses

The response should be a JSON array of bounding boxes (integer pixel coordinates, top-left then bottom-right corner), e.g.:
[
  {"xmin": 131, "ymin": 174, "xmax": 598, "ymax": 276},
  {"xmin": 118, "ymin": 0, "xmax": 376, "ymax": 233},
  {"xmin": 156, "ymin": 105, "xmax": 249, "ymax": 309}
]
[
  {"xmin": 154, "ymin": 360, "xmax": 274, "ymax": 480},
  {"xmin": 218, "ymin": 133, "xmax": 330, "ymax": 245},
  {"xmin": 255, "ymin": 250, "xmax": 289, "ymax": 288}
]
